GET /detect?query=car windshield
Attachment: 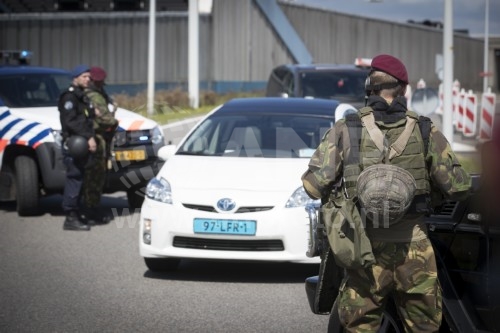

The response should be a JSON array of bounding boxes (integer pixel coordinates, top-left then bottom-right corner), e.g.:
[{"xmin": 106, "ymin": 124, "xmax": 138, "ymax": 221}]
[
  {"xmin": 177, "ymin": 113, "xmax": 333, "ymax": 158},
  {"xmin": 299, "ymin": 71, "xmax": 367, "ymax": 102},
  {"xmin": 0, "ymin": 73, "xmax": 71, "ymax": 107}
]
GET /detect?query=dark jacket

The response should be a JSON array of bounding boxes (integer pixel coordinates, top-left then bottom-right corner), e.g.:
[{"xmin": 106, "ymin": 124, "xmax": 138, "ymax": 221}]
[{"xmin": 58, "ymin": 85, "xmax": 95, "ymax": 140}]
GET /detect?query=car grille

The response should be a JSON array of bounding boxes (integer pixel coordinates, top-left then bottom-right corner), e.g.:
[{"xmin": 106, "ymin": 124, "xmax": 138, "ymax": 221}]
[
  {"xmin": 431, "ymin": 201, "xmax": 458, "ymax": 218},
  {"xmin": 182, "ymin": 204, "xmax": 273, "ymax": 213},
  {"xmin": 173, "ymin": 236, "xmax": 284, "ymax": 251},
  {"xmin": 114, "ymin": 129, "xmax": 152, "ymax": 147}
]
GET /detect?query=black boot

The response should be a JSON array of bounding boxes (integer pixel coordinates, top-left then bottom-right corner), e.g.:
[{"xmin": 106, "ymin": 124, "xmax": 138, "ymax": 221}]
[
  {"xmin": 81, "ymin": 208, "xmax": 110, "ymax": 226},
  {"xmin": 63, "ymin": 211, "xmax": 91, "ymax": 231}
]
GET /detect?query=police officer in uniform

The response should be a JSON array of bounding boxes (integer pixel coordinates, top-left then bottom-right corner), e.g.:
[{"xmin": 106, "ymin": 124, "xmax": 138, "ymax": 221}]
[
  {"xmin": 302, "ymin": 54, "xmax": 472, "ymax": 332},
  {"xmin": 58, "ymin": 65, "xmax": 96, "ymax": 231}
]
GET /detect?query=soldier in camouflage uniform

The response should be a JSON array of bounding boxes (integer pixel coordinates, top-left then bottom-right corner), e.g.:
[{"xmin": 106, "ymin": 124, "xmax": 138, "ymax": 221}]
[
  {"xmin": 82, "ymin": 66, "xmax": 119, "ymax": 223},
  {"xmin": 302, "ymin": 54, "xmax": 471, "ymax": 332}
]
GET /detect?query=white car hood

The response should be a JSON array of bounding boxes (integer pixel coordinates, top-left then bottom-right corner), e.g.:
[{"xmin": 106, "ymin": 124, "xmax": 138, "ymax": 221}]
[
  {"xmin": 159, "ymin": 155, "xmax": 310, "ymax": 207},
  {"xmin": 8, "ymin": 106, "xmax": 158, "ymax": 131},
  {"xmin": 9, "ymin": 106, "xmax": 62, "ymax": 129}
]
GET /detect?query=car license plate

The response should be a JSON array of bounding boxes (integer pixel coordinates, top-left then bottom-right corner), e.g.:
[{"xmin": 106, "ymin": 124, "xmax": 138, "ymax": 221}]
[
  {"xmin": 193, "ymin": 218, "xmax": 256, "ymax": 236},
  {"xmin": 114, "ymin": 150, "xmax": 146, "ymax": 161}
]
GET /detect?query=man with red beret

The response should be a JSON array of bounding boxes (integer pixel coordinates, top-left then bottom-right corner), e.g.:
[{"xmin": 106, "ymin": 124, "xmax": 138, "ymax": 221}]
[
  {"xmin": 302, "ymin": 54, "xmax": 471, "ymax": 331},
  {"xmin": 82, "ymin": 66, "xmax": 119, "ymax": 224}
]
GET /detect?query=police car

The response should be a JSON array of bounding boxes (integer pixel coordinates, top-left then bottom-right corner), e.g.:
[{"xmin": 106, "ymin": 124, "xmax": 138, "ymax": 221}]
[{"xmin": 0, "ymin": 51, "xmax": 165, "ymax": 216}]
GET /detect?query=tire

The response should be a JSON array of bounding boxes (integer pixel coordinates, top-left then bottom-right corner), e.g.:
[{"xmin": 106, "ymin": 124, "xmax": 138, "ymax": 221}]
[
  {"xmin": 328, "ymin": 297, "xmax": 404, "ymax": 333},
  {"xmin": 144, "ymin": 258, "xmax": 180, "ymax": 272},
  {"xmin": 127, "ymin": 186, "xmax": 145, "ymax": 209},
  {"xmin": 14, "ymin": 155, "xmax": 40, "ymax": 216}
]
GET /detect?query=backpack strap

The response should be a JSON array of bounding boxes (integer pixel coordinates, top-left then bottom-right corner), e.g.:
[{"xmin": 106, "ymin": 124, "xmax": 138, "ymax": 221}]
[
  {"xmin": 342, "ymin": 114, "xmax": 363, "ymax": 197},
  {"xmin": 360, "ymin": 108, "xmax": 417, "ymax": 161},
  {"xmin": 360, "ymin": 112, "xmax": 386, "ymax": 153},
  {"xmin": 418, "ymin": 115, "xmax": 431, "ymax": 156},
  {"xmin": 388, "ymin": 117, "xmax": 417, "ymax": 159},
  {"xmin": 344, "ymin": 113, "xmax": 362, "ymax": 165}
]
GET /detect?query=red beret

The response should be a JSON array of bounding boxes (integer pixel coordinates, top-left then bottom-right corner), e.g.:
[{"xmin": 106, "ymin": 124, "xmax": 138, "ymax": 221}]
[
  {"xmin": 90, "ymin": 66, "xmax": 107, "ymax": 81},
  {"xmin": 371, "ymin": 54, "xmax": 408, "ymax": 84}
]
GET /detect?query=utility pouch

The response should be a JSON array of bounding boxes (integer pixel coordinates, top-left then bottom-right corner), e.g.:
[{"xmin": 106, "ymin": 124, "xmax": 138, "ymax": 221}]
[{"xmin": 322, "ymin": 189, "xmax": 375, "ymax": 269}]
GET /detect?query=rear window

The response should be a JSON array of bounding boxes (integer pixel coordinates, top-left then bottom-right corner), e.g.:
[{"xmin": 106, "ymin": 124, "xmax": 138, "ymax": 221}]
[{"xmin": 299, "ymin": 70, "xmax": 367, "ymax": 101}]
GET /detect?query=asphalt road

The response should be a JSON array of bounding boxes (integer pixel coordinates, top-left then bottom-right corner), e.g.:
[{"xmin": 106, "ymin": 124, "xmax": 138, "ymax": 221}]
[{"xmin": 0, "ymin": 194, "xmax": 327, "ymax": 333}]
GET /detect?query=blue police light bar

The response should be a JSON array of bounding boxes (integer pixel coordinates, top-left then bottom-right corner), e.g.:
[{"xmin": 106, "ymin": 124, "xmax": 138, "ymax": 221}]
[{"xmin": 0, "ymin": 50, "xmax": 32, "ymax": 64}]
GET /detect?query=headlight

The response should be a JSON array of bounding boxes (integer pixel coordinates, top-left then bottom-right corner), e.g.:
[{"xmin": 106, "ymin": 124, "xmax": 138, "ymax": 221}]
[
  {"xmin": 145, "ymin": 177, "xmax": 172, "ymax": 204},
  {"xmin": 114, "ymin": 130, "xmax": 127, "ymax": 147},
  {"xmin": 151, "ymin": 126, "xmax": 164, "ymax": 145},
  {"xmin": 52, "ymin": 130, "xmax": 63, "ymax": 147},
  {"xmin": 285, "ymin": 186, "xmax": 319, "ymax": 208}
]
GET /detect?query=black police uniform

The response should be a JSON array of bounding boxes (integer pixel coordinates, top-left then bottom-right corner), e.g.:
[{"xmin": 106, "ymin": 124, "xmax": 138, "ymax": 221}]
[{"xmin": 58, "ymin": 84, "xmax": 95, "ymax": 230}]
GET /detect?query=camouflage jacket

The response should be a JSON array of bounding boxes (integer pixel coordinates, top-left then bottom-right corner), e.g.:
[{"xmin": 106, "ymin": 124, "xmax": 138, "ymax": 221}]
[
  {"xmin": 302, "ymin": 104, "xmax": 472, "ymax": 206},
  {"xmin": 85, "ymin": 86, "xmax": 118, "ymax": 134}
]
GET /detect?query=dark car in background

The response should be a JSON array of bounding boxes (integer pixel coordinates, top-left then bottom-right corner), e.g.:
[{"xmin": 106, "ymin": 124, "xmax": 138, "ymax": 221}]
[{"xmin": 265, "ymin": 63, "xmax": 370, "ymax": 109}]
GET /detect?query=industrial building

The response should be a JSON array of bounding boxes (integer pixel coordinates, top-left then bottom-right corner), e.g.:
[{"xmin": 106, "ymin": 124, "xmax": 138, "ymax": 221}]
[{"xmin": 0, "ymin": 0, "xmax": 498, "ymax": 94}]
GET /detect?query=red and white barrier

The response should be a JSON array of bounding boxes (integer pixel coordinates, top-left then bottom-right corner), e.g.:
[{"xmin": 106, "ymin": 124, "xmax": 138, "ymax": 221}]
[
  {"xmin": 462, "ymin": 90, "xmax": 477, "ymax": 137},
  {"xmin": 478, "ymin": 88, "xmax": 497, "ymax": 141},
  {"xmin": 451, "ymin": 80, "xmax": 461, "ymax": 127},
  {"xmin": 455, "ymin": 88, "xmax": 466, "ymax": 132}
]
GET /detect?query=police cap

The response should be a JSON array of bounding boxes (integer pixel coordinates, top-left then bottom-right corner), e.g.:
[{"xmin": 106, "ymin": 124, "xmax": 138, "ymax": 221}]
[{"xmin": 71, "ymin": 64, "xmax": 90, "ymax": 78}]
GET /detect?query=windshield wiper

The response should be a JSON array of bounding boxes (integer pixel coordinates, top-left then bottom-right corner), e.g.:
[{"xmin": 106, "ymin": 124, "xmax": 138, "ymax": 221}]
[{"xmin": 176, "ymin": 151, "xmax": 208, "ymax": 156}]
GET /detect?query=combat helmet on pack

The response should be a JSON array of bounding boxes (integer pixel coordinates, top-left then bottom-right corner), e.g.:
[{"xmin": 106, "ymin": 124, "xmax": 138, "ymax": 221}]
[{"xmin": 357, "ymin": 164, "xmax": 417, "ymax": 225}]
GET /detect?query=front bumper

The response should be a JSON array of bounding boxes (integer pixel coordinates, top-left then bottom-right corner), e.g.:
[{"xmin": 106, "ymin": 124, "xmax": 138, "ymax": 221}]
[{"xmin": 139, "ymin": 197, "xmax": 320, "ymax": 264}]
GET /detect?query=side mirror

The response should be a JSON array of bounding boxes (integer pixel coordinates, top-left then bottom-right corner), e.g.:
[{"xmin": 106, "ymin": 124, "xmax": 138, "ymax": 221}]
[
  {"xmin": 158, "ymin": 145, "xmax": 177, "ymax": 161},
  {"xmin": 334, "ymin": 103, "xmax": 357, "ymax": 123}
]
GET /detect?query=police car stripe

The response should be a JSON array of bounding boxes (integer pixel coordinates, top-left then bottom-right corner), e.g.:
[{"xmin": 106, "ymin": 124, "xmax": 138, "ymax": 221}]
[
  {"xmin": 28, "ymin": 128, "xmax": 51, "ymax": 147},
  {"xmin": 10, "ymin": 122, "xmax": 39, "ymax": 143},
  {"xmin": 0, "ymin": 118, "xmax": 23, "ymax": 138},
  {"xmin": 128, "ymin": 120, "xmax": 145, "ymax": 131},
  {"xmin": 0, "ymin": 109, "xmax": 53, "ymax": 152},
  {"xmin": 116, "ymin": 118, "xmax": 148, "ymax": 131},
  {"xmin": 0, "ymin": 109, "xmax": 10, "ymax": 121}
]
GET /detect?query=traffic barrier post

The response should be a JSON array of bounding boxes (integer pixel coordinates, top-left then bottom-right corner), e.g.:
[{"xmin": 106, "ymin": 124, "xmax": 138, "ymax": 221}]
[
  {"xmin": 452, "ymin": 80, "xmax": 461, "ymax": 129},
  {"xmin": 478, "ymin": 88, "xmax": 497, "ymax": 141},
  {"xmin": 462, "ymin": 90, "xmax": 477, "ymax": 137},
  {"xmin": 455, "ymin": 88, "xmax": 466, "ymax": 132}
]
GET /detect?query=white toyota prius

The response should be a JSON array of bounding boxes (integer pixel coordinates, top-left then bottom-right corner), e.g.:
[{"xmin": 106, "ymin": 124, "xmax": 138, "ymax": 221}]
[{"xmin": 139, "ymin": 97, "xmax": 341, "ymax": 271}]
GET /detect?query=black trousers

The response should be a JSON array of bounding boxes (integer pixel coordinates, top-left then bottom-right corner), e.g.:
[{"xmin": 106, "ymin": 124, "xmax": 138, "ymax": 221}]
[{"xmin": 61, "ymin": 149, "xmax": 89, "ymax": 213}]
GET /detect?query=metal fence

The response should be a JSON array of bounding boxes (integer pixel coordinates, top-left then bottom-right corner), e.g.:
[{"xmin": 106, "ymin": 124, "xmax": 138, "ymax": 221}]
[{"xmin": 0, "ymin": 0, "xmax": 492, "ymax": 94}]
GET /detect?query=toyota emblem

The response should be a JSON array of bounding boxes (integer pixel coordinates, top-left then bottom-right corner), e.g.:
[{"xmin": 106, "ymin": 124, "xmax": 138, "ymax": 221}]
[{"xmin": 217, "ymin": 198, "xmax": 236, "ymax": 211}]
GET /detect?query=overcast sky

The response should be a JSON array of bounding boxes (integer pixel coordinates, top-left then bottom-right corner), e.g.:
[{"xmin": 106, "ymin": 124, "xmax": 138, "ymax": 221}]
[{"xmin": 291, "ymin": 0, "xmax": 500, "ymax": 37}]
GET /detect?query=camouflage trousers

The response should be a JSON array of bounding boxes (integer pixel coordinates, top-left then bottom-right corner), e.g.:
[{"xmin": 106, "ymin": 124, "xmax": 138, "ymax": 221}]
[
  {"xmin": 83, "ymin": 134, "xmax": 107, "ymax": 208},
  {"xmin": 337, "ymin": 238, "xmax": 442, "ymax": 332}
]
